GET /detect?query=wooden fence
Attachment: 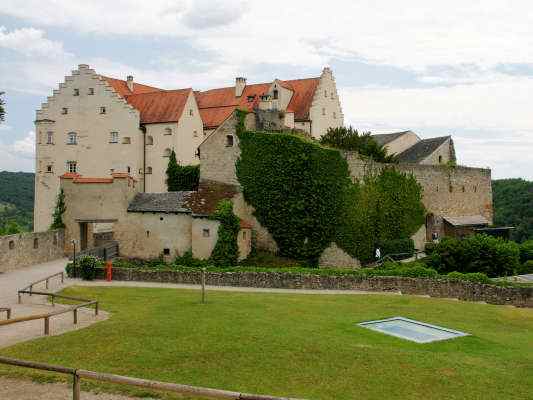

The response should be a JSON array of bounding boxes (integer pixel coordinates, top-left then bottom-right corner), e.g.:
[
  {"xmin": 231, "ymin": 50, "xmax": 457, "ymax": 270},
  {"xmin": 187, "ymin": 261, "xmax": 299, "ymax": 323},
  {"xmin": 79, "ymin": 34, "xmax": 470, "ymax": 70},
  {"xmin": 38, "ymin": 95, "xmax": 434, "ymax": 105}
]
[
  {"xmin": 0, "ymin": 272, "xmax": 98, "ymax": 336},
  {"xmin": 0, "ymin": 356, "xmax": 307, "ymax": 400}
]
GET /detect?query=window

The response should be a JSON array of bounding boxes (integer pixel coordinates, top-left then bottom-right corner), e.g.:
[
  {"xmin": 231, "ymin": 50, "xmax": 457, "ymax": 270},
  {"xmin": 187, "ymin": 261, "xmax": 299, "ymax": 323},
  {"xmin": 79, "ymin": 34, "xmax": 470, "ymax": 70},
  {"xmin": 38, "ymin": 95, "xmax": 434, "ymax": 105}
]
[
  {"xmin": 67, "ymin": 132, "xmax": 77, "ymax": 145},
  {"xmin": 88, "ymin": 87, "xmax": 94, "ymax": 95},
  {"xmin": 203, "ymin": 228, "xmax": 210, "ymax": 237},
  {"xmin": 333, "ymin": 112, "xmax": 336, "ymax": 119},
  {"xmin": 438, "ymin": 155, "xmax": 443, "ymax": 164},
  {"xmin": 193, "ymin": 130, "xmax": 198, "ymax": 137},
  {"xmin": 127, "ymin": 166, "xmax": 131, "ymax": 174},
  {"xmin": 331, "ymin": 92, "xmax": 334, "ymax": 100},
  {"xmin": 47, "ymin": 131, "xmax": 54, "ymax": 144},
  {"xmin": 324, "ymin": 90, "xmax": 327, "ymax": 98},
  {"xmin": 146, "ymin": 231, "xmax": 150, "ymax": 237},
  {"xmin": 163, "ymin": 248, "xmax": 170, "ymax": 255},
  {"xmin": 145, "ymin": 166, "xmax": 153, "ymax": 174},
  {"xmin": 122, "ymin": 136, "xmax": 131, "ymax": 144},
  {"xmin": 226, "ymin": 135, "xmax": 234, "ymax": 147},
  {"xmin": 61, "ymin": 107, "xmax": 68, "ymax": 115},
  {"xmin": 100, "ymin": 106, "xmax": 106, "ymax": 114},
  {"xmin": 195, "ymin": 147, "xmax": 200, "ymax": 158},
  {"xmin": 163, "ymin": 148, "xmax": 172, "ymax": 157},
  {"xmin": 436, "ymin": 185, "xmax": 439, "ymax": 192},
  {"xmin": 164, "ymin": 127, "xmax": 172, "ymax": 135},
  {"xmin": 33, "ymin": 238, "xmax": 39, "ymax": 249},
  {"xmin": 243, "ymin": 231, "xmax": 247, "ymax": 239},
  {"xmin": 73, "ymin": 88, "xmax": 79, "ymax": 96},
  {"xmin": 189, "ymin": 109, "xmax": 193, "ymax": 116},
  {"xmin": 146, "ymin": 135, "xmax": 154, "ymax": 145},
  {"xmin": 110, "ymin": 132, "xmax": 118, "ymax": 143},
  {"xmin": 46, "ymin": 165, "xmax": 53, "ymax": 173},
  {"xmin": 462, "ymin": 186, "xmax": 465, "ymax": 193},
  {"xmin": 67, "ymin": 161, "xmax": 77, "ymax": 173},
  {"xmin": 273, "ymin": 89, "xmax": 279, "ymax": 100},
  {"xmin": 9, "ymin": 241, "xmax": 14, "ymax": 250},
  {"xmin": 449, "ymin": 185, "xmax": 453, "ymax": 193},
  {"xmin": 322, "ymin": 107, "xmax": 326, "ymax": 116},
  {"xmin": 247, "ymin": 95, "xmax": 255, "ymax": 102},
  {"xmin": 474, "ymin": 185, "xmax": 477, "ymax": 193}
]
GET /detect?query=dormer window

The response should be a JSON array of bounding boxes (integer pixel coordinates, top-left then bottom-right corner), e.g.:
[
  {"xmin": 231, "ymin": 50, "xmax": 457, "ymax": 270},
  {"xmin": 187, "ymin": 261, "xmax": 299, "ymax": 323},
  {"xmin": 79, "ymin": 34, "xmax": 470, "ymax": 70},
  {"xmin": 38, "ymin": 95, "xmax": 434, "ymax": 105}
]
[
  {"xmin": 88, "ymin": 88, "xmax": 94, "ymax": 95},
  {"xmin": 260, "ymin": 94, "xmax": 270, "ymax": 101},
  {"xmin": 67, "ymin": 132, "xmax": 77, "ymax": 145},
  {"xmin": 100, "ymin": 106, "xmax": 106, "ymax": 114},
  {"xmin": 61, "ymin": 108, "xmax": 68, "ymax": 115},
  {"xmin": 73, "ymin": 88, "xmax": 79, "ymax": 96},
  {"xmin": 247, "ymin": 95, "xmax": 255, "ymax": 102},
  {"xmin": 273, "ymin": 89, "xmax": 279, "ymax": 100}
]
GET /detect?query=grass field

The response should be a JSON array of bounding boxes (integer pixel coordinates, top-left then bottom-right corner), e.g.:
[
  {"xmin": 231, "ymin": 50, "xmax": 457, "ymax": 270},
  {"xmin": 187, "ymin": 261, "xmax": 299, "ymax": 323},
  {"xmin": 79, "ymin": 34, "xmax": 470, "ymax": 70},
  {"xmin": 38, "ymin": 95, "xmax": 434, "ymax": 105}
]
[{"xmin": 1, "ymin": 286, "xmax": 532, "ymax": 400}]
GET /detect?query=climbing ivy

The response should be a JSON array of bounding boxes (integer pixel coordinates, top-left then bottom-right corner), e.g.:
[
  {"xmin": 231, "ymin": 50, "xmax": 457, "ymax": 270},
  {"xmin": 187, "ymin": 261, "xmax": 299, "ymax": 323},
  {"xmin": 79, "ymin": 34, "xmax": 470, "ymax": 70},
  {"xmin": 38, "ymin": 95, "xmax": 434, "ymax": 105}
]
[
  {"xmin": 210, "ymin": 200, "xmax": 241, "ymax": 267},
  {"xmin": 236, "ymin": 118, "xmax": 426, "ymax": 265}
]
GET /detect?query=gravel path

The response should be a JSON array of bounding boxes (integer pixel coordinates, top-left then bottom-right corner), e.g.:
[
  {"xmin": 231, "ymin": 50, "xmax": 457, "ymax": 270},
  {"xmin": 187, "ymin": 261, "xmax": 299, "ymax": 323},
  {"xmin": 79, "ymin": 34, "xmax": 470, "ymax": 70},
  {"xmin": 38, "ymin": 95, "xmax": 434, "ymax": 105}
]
[{"xmin": 0, "ymin": 377, "xmax": 140, "ymax": 400}]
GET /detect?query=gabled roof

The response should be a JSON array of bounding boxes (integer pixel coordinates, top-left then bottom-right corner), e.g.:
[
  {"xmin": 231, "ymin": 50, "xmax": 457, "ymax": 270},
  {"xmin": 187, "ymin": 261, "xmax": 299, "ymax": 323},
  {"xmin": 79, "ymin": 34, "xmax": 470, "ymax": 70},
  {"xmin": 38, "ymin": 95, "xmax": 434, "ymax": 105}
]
[
  {"xmin": 184, "ymin": 181, "xmax": 238, "ymax": 216},
  {"xmin": 194, "ymin": 77, "xmax": 319, "ymax": 129},
  {"xmin": 101, "ymin": 76, "xmax": 162, "ymax": 97},
  {"xmin": 125, "ymin": 89, "xmax": 192, "ymax": 124},
  {"xmin": 396, "ymin": 136, "xmax": 451, "ymax": 163},
  {"xmin": 128, "ymin": 192, "xmax": 193, "ymax": 213},
  {"xmin": 371, "ymin": 131, "xmax": 415, "ymax": 146}
]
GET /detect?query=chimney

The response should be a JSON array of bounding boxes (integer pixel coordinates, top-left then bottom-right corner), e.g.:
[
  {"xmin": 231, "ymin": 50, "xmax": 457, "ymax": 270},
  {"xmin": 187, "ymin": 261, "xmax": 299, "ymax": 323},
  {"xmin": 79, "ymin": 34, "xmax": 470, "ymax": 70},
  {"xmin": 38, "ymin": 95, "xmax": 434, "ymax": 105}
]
[
  {"xmin": 126, "ymin": 75, "xmax": 134, "ymax": 92},
  {"xmin": 235, "ymin": 77, "xmax": 246, "ymax": 97}
]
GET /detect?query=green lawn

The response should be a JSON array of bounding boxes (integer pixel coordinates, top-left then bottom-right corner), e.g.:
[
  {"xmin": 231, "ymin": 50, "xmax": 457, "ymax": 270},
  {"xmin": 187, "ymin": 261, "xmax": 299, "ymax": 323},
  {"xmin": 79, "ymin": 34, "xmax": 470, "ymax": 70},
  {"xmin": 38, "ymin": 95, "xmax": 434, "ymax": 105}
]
[{"xmin": 1, "ymin": 287, "xmax": 532, "ymax": 400}]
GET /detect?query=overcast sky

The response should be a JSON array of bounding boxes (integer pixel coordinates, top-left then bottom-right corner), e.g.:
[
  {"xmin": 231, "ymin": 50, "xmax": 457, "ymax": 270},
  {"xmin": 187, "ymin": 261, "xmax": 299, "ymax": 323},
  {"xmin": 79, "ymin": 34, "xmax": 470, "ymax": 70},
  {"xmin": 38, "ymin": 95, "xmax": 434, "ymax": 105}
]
[{"xmin": 1, "ymin": 0, "xmax": 532, "ymax": 179}]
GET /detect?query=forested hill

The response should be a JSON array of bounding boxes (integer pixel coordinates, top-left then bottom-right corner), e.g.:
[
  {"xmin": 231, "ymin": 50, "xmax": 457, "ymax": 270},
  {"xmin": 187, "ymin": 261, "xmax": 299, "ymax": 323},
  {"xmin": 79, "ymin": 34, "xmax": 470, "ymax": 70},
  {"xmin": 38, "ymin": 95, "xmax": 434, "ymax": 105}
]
[
  {"xmin": 492, "ymin": 178, "xmax": 533, "ymax": 242},
  {"xmin": 0, "ymin": 171, "xmax": 34, "ymax": 232}
]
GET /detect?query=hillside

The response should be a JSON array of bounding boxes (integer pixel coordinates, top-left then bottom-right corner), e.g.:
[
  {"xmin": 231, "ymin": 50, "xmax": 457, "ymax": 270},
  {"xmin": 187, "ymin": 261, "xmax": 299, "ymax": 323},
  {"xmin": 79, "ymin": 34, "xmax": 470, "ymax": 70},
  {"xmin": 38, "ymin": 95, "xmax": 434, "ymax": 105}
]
[
  {"xmin": 0, "ymin": 171, "xmax": 34, "ymax": 232},
  {"xmin": 492, "ymin": 178, "xmax": 533, "ymax": 242}
]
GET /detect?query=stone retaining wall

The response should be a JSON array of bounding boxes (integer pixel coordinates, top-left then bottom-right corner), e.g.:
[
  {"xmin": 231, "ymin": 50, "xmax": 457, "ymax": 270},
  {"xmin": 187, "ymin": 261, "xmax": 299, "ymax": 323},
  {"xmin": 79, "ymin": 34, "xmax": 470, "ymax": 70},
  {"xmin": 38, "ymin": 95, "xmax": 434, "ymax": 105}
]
[
  {"xmin": 0, "ymin": 229, "xmax": 65, "ymax": 273},
  {"xmin": 72, "ymin": 267, "xmax": 533, "ymax": 308}
]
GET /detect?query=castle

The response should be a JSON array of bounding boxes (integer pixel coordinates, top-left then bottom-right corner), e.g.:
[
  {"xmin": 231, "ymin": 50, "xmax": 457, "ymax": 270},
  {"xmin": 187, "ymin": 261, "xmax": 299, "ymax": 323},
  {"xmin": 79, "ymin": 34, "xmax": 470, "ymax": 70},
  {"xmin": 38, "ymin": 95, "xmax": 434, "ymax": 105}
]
[{"xmin": 34, "ymin": 65, "xmax": 493, "ymax": 265}]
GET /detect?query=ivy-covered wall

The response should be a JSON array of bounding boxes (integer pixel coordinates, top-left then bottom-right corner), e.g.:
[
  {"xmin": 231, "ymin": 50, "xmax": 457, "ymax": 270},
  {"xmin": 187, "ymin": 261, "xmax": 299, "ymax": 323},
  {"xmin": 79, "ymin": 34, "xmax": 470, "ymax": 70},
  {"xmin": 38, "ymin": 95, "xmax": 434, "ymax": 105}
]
[{"xmin": 235, "ymin": 111, "xmax": 426, "ymax": 265}]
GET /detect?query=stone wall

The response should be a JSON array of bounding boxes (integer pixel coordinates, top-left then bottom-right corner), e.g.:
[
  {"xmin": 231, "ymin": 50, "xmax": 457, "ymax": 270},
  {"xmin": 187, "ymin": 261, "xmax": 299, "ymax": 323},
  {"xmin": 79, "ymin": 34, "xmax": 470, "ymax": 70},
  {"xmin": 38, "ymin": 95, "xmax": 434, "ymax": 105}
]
[
  {"xmin": 0, "ymin": 229, "xmax": 65, "ymax": 272},
  {"xmin": 73, "ymin": 267, "xmax": 533, "ymax": 308}
]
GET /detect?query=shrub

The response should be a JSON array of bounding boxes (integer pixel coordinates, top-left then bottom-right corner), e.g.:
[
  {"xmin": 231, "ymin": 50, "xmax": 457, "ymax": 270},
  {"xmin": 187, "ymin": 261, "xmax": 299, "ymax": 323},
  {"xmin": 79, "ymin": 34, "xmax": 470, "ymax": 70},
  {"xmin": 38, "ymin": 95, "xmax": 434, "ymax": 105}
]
[
  {"xmin": 368, "ymin": 261, "xmax": 438, "ymax": 278},
  {"xmin": 520, "ymin": 240, "xmax": 533, "ymax": 263},
  {"xmin": 424, "ymin": 242, "xmax": 436, "ymax": 255},
  {"xmin": 379, "ymin": 238, "xmax": 415, "ymax": 260},
  {"xmin": 446, "ymin": 271, "xmax": 491, "ymax": 284},
  {"xmin": 78, "ymin": 255, "xmax": 101, "ymax": 280},
  {"xmin": 515, "ymin": 260, "xmax": 533, "ymax": 275},
  {"xmin": 428, "ymin": 234, "xmax": 520, "ymax": 277},
  {"xmin": 174, "ymin": 249, "xmax": 209, "ymax": 268},
  {"xmin": 65, "ymin": 262, "xmax": 74, "ymax": 278}
]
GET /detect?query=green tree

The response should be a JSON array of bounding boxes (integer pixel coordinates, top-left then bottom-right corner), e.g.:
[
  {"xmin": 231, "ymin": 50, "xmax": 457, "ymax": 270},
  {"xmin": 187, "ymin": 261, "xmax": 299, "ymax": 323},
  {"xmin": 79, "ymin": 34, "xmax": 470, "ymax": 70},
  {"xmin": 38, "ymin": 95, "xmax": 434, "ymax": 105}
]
[
  {"xmin": 319, "ymin": 126, "xmax": 397, "ymax": 163},
  {"xmin": 0, "ymin": 91, "xmax": 5, "ymax": 123},
  {"xmin": 0, "ymin": 220, "xmax": 22, "ymax": 235},
  {"xmin": 210, "ymin": 200, "xmax": 240, "ymax": 266},
  {"xmin": 50, "ymin": 189, "xmax": 66, "ymax": 230},
  {"xmin": 166, "ymin": 149, "xmax": 180, "ymax": 191}
]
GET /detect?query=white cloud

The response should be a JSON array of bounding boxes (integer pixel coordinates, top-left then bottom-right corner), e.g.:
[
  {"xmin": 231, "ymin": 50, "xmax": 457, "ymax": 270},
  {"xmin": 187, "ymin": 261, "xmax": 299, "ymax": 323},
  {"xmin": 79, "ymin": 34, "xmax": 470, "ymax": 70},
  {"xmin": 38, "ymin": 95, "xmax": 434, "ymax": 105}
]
[
  {"xmin": 0, "ymin": 26, "xmax": 68, "ymax": 58},
  {"xmin": 0, "ymin": 131, "xmax": 35, "ymax": 172},
  {"xmin": 181, "ymin": 0, "xmax": 248, "ymax": 29}
]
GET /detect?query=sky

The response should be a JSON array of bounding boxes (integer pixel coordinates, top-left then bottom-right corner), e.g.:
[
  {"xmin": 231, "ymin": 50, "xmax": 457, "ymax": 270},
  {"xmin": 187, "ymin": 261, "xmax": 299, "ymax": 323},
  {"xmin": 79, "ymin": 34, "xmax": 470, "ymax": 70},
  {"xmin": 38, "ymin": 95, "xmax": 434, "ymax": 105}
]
[{"xmin": 0, "ymin": 0, "xmax": 532, "ymax": 179}]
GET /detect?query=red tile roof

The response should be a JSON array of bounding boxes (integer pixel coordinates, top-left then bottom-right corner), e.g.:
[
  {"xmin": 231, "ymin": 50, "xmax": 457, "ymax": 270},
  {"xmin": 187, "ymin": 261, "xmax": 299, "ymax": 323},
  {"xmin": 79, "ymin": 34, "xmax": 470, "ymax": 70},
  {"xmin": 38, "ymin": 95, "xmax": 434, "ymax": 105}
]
[
  {"xmin": 240, "ymin": 219, "xmax": 253, "ymax": 229},
  {"xmin": 125, "ymin": 89, "xmax": 192, "ymax": 124},
  {"xmin": 194, "ymin": 78, "xmax": 319, "ymax": 129},
  {"xmin": 101, "ymin": 76, "xmax": 162, "ymax": 97}
]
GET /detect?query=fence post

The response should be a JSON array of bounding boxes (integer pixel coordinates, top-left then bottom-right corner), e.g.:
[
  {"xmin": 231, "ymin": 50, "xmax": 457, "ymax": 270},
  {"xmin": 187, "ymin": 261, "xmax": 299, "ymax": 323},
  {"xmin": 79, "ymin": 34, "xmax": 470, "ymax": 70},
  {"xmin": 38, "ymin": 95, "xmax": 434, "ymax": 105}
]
[
  {"xmin": 61, "ymin": 272, "xmax": 64, "ymax": 284},
  {"xmin": 201, "ymin": 268, "xmax": 206, "ymax": 304},
  {"xmin": 73, "ymin": 373, "xmax": 80, "ymax": 400},
  {"xmin": 95, "ymin": 302, "xmax": 99, "ymax": 316},
  {"xmin": 44, "ymin": 317, "xmax": 50, "ymax": 335},
  {"xmin": 73, "ymin": 309, "xmax": 78, "ymax": 325}
]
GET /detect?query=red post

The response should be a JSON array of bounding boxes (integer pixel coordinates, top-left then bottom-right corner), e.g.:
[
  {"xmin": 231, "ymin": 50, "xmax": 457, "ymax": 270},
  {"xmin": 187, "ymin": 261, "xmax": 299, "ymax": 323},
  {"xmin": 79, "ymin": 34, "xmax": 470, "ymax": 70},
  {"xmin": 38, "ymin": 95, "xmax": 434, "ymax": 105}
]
[{"xmin": 105, "ymin": 261, "xmax": 113, "ymax": 282}]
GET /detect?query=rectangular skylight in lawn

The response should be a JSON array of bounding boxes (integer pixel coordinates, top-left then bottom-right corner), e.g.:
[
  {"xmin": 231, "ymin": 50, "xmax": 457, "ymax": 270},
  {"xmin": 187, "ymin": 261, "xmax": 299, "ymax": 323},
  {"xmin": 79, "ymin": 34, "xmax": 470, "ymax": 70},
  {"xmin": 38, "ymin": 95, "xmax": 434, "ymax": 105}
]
[{"xmin": 358, "ymin": 317, "xmax": 469, "ymax": 343}]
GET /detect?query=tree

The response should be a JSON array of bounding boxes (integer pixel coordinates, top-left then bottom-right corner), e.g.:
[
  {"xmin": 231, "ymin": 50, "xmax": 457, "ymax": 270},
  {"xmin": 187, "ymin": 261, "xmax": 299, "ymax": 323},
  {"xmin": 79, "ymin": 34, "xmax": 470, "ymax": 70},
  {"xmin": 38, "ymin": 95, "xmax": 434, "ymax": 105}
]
[
  {"xmin": 50, "ymin": 189, "xmax": 66, "ymax": 230},
  {"xmin": 319, "ymin": 126, "xmax": 397, "ymax": 163},
  {"xmin": 209, "ymin": 200, "xmax": 240, "ymax": 266},
  {"xmin": 0, "ymin": 220, "xmax": 22, "ymax": 235},
  {"xmin": 0, "ymin": 92, "xmax": 5, "ymax": 123},
  {"xmin": 166, "ymin": 149, "xmax": 180, "ymax": 191}
]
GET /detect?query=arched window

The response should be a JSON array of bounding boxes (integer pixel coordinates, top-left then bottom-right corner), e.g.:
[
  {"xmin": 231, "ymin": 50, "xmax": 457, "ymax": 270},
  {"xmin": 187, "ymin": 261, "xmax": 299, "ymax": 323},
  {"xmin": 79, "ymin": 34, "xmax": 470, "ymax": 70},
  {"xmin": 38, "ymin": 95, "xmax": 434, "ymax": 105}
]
[
  {"xmin": 164, "ymin": 127, "xmax": 172, "ymax": 135},
  {"xmin": 273, "ymin": 89, "xmax": 279, "ymax": 100},
  {"xmin": 146, "ymin": 166, "xmax": 153, "ymax": 174},
  {"xmin": 146, "ymin": 135, "xmax": 154, "ymax": 145},
  {"xmin": 67, "ymin": 132, "xmax": 77, "ymax": 145},
  {"xmin": 163, "ymin": 148, "xmax": 172, "ymax": 157}
]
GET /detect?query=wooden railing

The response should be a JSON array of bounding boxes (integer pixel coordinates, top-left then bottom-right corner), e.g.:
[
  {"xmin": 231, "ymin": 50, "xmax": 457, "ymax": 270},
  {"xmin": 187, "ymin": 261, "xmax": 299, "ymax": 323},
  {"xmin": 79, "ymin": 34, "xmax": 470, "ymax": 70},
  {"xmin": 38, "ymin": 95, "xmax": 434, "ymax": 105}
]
[
  {"xmin": 0, "ymin": 356, "xmax": 307, "ymax": 400},
  {"xmin": 0, "ymin": 272, "xmax": 98, "ymax": 336}
]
